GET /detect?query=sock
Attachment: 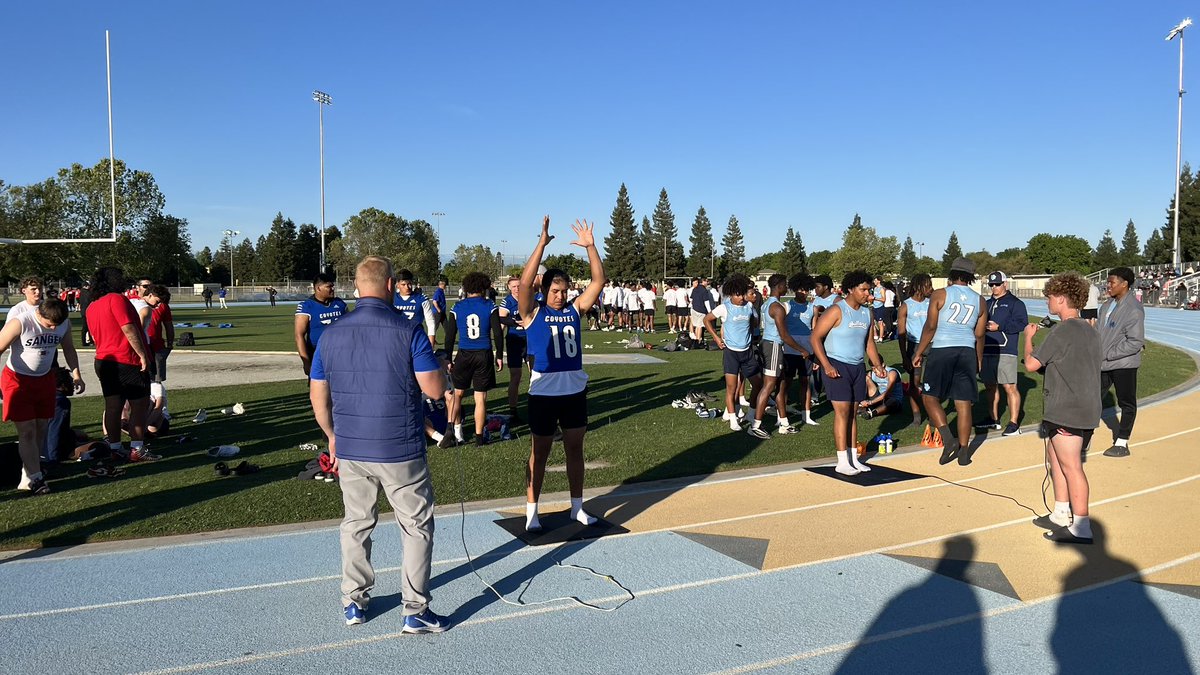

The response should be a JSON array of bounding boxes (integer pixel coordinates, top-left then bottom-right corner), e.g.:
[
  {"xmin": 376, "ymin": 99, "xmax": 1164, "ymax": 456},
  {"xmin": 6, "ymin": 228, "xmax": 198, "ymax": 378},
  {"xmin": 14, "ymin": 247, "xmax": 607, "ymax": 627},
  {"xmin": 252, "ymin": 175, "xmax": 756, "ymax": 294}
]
[
  {"xmin": 805, "ymin": 410, "xmax": 819, "ymax": 426},
  {"xmin": 729, "ymin": 417, "xmax": 741, "ymax": 431},
  {"xmin": 849, "ymin": 447, "xmax": 872, "ymax": 472},
  {"xmin": 938, "ymin": 425, "xmax": 957, "ymax": 450},
  {"xmin": 1115, "ymin": 438, "xmax": 1128, "ymax": 448},
  {"xmin": 778, "ymin": 417, "xmax": 790, "ymax": 428},
  {"xmin": 835, "ymin": 450, "xmax": 859, "ymax": 476},
  {"xmin": 752, "ymin": 419, "xmax": 762, "ymax": 430},
  {"xmin": 454, "ymin": 424, "xmax": 464, "ymax": 441},
  {"xmin": 430, "ymin": 430, "xmax": 444, "ymax": 443},
  {"xmin": 1051, "ymin": 501, "xmax": 1073, "ymax": 527},
  {"xmin": 1068, "ymin": 515, "xmax": 1092, "ymax": 539},
  {"xmin": 570, "ymin": 497, "xmax": 597, "ymax": 525},
  {"xmin": 525, "ymin": 502, "xmax": 541, "ymax": 531},
  {"xmin": 28, "ymin": 471, "xmax": 43, "ymax": 482}
]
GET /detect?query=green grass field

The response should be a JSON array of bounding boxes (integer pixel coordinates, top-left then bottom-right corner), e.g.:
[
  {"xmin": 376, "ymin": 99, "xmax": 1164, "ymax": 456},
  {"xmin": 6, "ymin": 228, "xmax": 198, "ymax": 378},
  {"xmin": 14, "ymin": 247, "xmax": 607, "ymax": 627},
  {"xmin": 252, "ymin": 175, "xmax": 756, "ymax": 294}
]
[{"xmin": 0, "ymin": 302, "xmax": 1194, "ymax": 550}]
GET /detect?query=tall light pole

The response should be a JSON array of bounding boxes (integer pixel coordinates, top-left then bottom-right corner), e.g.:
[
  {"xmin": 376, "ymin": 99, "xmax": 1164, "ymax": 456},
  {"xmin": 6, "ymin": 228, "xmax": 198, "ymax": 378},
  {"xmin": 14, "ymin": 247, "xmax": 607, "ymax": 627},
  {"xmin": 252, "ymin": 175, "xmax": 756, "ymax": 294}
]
[
  {"xmin": 432, "ymin": 211, "xmax": 445, "ymax": 270},
  {"xmin": 223, "ymin": 229, "xmax": 239, "ymax": 288},
  {"xmin": 500, "ymin": 239, "xmax": 508, "ymax": 274},
  {"xmin": 917, "ymin": 241, "xmax": 925, "ymax": 258},
  {"xmin": 1168, "ymin": 18, "xmax": 1192, "ymax": 271},
  {"xmin": 313, "ymin": 90, "xmax": 332, "ymax": 273}
]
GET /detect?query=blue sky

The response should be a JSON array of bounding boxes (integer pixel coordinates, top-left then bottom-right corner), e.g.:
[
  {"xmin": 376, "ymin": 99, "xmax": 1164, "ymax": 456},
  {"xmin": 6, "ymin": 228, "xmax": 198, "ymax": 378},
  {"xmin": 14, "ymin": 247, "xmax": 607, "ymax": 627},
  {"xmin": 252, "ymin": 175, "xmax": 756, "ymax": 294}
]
[{"xmin": 1, "ymin": 2, "xmax": 1194, "ymax": 264}]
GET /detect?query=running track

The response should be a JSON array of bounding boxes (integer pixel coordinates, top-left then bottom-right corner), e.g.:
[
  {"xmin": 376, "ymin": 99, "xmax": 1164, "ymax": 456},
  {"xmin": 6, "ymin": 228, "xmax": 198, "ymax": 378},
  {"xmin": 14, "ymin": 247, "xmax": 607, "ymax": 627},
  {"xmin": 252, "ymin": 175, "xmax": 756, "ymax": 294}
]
[{"xmin": 1, "ymin": 303, "xmax": 1197, "ymax": 674}]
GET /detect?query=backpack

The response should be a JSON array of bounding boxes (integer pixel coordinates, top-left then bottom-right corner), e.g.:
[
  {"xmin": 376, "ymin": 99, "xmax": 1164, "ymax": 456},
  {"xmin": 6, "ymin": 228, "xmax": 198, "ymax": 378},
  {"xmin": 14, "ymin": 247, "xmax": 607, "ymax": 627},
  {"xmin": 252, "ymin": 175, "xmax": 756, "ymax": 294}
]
[
  {"xmin": 676, "ymin": 333, "xmax": 694, "ymax": 351},
  {"xmin": 176, "ymin": 332, "xmax": 195, "ymax": 347},
  {"xmin": 625, "ymin": 334, "xmax": 645, "ymax": 349}
]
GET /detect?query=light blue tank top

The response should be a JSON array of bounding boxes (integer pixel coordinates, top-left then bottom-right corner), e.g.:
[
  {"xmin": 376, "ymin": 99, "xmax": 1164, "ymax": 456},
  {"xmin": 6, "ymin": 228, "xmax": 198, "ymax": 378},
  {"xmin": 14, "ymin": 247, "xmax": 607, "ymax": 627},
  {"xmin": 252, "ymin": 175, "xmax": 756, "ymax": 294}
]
[
  {"xmin": 903, "ymin": 297, "xmax": 929, "ymax": 343},
  {"xmin": 869, "ymin": 367, "xmax": 904, "ymax": 401},
  {"xmin": 721, "ymin": 300, "xmax": 756, "ymax": 352},
  {"xmin": 761, "ymin": 297, "xmax": 782, "ymax": 344},
  {"xmin": 825, "ymin": 300, "xmax": 870, "ymax": 365},
  {"xmin": 933, "ymin": 285, "xmax": 981, "ymax": 349}
]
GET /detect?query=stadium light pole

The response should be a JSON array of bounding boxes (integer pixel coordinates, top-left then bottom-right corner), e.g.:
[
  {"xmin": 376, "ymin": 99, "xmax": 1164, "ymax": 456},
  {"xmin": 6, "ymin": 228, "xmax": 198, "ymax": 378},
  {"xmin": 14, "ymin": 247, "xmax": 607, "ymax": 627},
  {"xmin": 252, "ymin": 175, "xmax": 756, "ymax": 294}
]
[
  {"xmin": 917, "ymin": 241, "xmax": 925, "ymax": 258},
  {"xmin": 433, "ymin": 211, "xmax": 445, "ymax": 268},
  {"xmin": 1168, "ymin": 19, "xmax": 1192, "ymax": 272},
  {"xmin": 313, "ymin": 90, "xmax": 332, "ymax": 273},
  {"xmin": 223, "ymin": 229, "xmax": 239, "ymax": 287},
  {"xmin": 501, "ymin": 239, "xmax": 508, "ymax": 272}
]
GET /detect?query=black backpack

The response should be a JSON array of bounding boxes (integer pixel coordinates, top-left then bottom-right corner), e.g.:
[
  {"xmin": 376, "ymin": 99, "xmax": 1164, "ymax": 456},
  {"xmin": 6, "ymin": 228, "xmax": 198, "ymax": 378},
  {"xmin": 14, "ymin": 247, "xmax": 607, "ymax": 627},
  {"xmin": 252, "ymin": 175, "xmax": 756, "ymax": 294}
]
[{"xmin": 176, "ymin": 332, "xmax": 195, "ymax": 347}]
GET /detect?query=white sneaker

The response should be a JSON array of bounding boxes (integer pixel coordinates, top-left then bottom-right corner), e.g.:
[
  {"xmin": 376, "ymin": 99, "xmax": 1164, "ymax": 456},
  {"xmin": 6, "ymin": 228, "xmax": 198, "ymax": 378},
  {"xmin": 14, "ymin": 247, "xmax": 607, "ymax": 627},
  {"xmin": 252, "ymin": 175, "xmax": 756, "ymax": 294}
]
[
  {"xmin": 777, "ymin": 424, "xmax": 799, "ymax": 434},
  {"xmin": 739, "ymin": 397, "xmax": 751, "ymax": 407}
]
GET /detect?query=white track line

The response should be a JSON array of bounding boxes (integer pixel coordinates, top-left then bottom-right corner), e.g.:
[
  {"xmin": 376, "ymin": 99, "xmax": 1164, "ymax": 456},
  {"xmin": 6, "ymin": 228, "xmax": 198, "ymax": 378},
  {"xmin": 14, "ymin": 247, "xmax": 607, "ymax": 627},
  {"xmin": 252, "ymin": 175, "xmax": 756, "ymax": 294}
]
[
  {"xmin": 6, "ymin": 424, "xmax": 1200, "ymax": 623},
  {"xmin": 129, "ymin": 474, "xmax": 1200, "ymax": 675}
]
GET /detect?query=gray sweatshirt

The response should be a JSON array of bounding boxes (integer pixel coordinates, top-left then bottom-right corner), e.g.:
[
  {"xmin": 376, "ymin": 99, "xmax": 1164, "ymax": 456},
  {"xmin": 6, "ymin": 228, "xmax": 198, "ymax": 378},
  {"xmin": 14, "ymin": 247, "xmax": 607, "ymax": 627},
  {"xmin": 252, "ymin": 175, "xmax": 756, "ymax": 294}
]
[{"xmin": 1098, "ymin": 292, "xmax": 1145, "ymax": 371}]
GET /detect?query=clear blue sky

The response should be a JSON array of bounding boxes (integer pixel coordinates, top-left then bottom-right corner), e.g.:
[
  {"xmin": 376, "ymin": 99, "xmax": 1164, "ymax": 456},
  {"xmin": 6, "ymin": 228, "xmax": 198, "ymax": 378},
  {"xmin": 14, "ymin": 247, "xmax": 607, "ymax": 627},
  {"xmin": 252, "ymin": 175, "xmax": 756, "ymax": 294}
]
[{"xmin": 2, "ymin": 2, "xmax": 1195, "ymax": 264}]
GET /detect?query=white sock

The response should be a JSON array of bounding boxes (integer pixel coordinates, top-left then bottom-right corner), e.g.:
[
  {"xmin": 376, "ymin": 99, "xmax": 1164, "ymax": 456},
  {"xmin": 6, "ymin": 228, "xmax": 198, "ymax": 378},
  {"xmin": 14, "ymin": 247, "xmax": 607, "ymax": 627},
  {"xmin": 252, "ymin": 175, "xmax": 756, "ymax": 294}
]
[
  {"xmin": 729, "ymin": 417, "xmax": 741, "ymax": 431},
  {"xmin": 1051, "ymin": 501, "xmax": 1073, "ymax": 527},
  {"xmin": 805, "ymin": 410, "xmax": 819, "ymax": 426},
  {"xmin": 849, "ymin": 447, "xmax": 871, "ymax": 472},
  {"xmin": 454, "ymin": 424, "xmax": 464, "ymax": 441},
  {"xmin": 525, "ymin": 502, "xmax": 541, "ymax": 531},
  {"xmin": 570, "ymin": 497, "xmax": 597, "ymax": 526},
  {"xmin": 430, "ymin": 430, "xmax": 444, "ymax": 443},
  {"xmin": 778, "ymin": 417, "xmax": 790, "ymax": 428},
  {"xmin": 1068, "ymin": 515, "xmax": 1092, "ymax": 539},
  {"xmin": 835, "ymin": 451, "xmax": 860, "ymax": 476},
  {"xmin": 752, "ymin": 419, "xmax": 762, "ymax": 430},
  {"xmin": 1115, "ymin": 438, "xmax": 1128, "ymax": 448},
  {"xmin": 739, "ymin": 396, "xmax": 750, "ymax": 407}
]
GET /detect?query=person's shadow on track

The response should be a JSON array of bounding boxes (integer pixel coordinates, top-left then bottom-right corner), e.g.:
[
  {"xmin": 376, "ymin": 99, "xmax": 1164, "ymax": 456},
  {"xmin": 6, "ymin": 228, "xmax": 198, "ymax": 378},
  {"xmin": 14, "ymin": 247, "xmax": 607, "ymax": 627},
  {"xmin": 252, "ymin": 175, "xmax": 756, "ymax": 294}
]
[
  {"xmin": 1050, "ymin": 520, "xmax": 1193, "ymax": 675},
  {"xmin": 835, "ymin": 536, "xmax": 986, "ymax": 674}
]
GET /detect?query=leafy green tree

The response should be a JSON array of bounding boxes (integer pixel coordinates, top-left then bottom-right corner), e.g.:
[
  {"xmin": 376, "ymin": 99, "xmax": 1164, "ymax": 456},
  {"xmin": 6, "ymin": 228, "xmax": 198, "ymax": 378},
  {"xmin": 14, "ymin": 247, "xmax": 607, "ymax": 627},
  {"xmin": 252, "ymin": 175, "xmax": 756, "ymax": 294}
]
[
  {"xmin": 333, "ymin": 208, "xmax": 438, "ymax": 282},
  {"xmin": 993, "ymin": 251, "xmax": 1040, "ymax": 275},
  {"xmin": 899, "ymin": 236, "xmax": 919, "ymax": 277},
  {"xmin": 780, "ymin": 227, "xmax": 808, "ymax": 275},
  {"xmin": 718, "ymin": 215, "xmax": 747, "ymax": 279},
  {"xmin": 807, "ymin": 249, "xmax": 834, "ymax": 275},
  {"xmin": 912, "ymin": 255, "xmax": 944, "ymax": 276},
  {"xmin": 941, "ymin": 231, "xmax": 963, "ymax": 275},
  {"xmin": 1025, "ymin": 233, "xmax": 1093, "ymax": 273},
  {"xmin": 543, "ymin": 253, "xmax": 590, "ymax": 280},
  {"xmin": 602, "ymin": 183, "xmax": 640, "ymax": 280},
  {"xmin": 256, "ymin": 212, "xmax": 299, "ymax": 280},
  {"xmin": 638, "ymin": 216, "xmax": 654, "ymax": 279},
  {"xmin": 966, "ymin": 250, "xmax": 998, "ymax": 277},
  {"xmin": 1119, "ymin": 220, "xmax": 1142, "ymax": 267},
  {"xmin": 686, "ymin": 206, "xmax": 716, "ymax": 278},
  {"xmin": 137, "ymin": 213, "xmax": 192, "ymax": 284},
  {"xmin": 1143, "ymin": 228, "xmax": 1171, "ymax": 264},
  {"xmin": 747, "ymin": 252, "xmax": 784, "ymax": 274},
  {"xmin": 1092, "ymin": 229, "xmax": 1121, "ymax": 270},
  {"xmin": 830, "ymin": 215, "xmax": 899, "ymax": 278},
  {"xmin": 1162, "ymin": 162, "xmax": 1200, "ymax": 263},
  {"xmin": 442, "ymin": 244, "xmax": 502, "ymax": 282},
  {"xmin": 294, "ymin": 223, "xmax": 321, "ymax": 281},
  {"xmin": 996, "ymin": 246, "xmax": 1025, "ymax": 259},
  {"xmin": 232, "ymin": 237, "xmax": 256, "ymax": 285}
]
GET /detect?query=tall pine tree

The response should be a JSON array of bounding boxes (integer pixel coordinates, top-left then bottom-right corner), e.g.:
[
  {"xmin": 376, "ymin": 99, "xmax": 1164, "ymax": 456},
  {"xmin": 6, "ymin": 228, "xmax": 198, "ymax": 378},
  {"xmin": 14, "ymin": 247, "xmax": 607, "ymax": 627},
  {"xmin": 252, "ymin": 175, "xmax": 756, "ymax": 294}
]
[
  {"xmin": 1144, "ymin": 229, "xmax": 1170, "ymax": 264},
  {"xmin": 602, "ymin": 183, "xmax": 639, "ymax": 280},
  {"xmin": 780, "ymin": 227, "xmax": 808, "ymax": 275},
  {"xmin": 718, "ymin": 215, "xmax": 747, "ymax": 279},
  {"xmin": 899, "ymin": 235, "xmax": 919, "ymax": 277},
  {"xmin": 638, "ymin": 216, "xmax": 653, "ymax": 280},
  {"xmin": 1119, "ymin": 220, "xmax": 1142, "ymax": 267},
  {"xmin": 686, "ymin": 206, "xmax": 715, "ymax": 278},
  {"xmin": 650, "ymin": 188, "xmax": 686, "ymax": 278},
  {"xmin": 1092, "ymin": 229, "xmax": 1121, "ymax": 270},
  {"xmin": 942, "ymin": 231, "xmax": 963, "ymax": 275}
]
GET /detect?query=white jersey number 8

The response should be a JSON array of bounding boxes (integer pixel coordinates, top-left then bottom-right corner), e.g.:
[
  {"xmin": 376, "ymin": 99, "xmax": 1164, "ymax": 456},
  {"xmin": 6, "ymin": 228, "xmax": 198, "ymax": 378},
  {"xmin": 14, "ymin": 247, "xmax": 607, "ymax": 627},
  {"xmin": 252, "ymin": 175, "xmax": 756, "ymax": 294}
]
[
  {"xmin": 466, "ymin": 314, "xmax": 482, "ymax": 340},
  {"xmin": 549, "ymin": 325, "xmax": 578, "ymax": 359}
]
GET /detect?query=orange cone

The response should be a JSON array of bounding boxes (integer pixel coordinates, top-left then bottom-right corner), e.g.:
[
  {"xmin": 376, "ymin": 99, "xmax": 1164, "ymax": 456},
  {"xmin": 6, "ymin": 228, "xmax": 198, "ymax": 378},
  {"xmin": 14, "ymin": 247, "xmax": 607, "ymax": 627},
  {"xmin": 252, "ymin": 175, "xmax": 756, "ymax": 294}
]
[
  {"xmin": 856, "ymin": 442, "xmax": 867, "ymax": 457},
  {"xmin": 931, "ymin": 427, "xmax": 944, "ymax": 448},
  {"xmin": 921, "ymin": 424, "xmax": 933, "ymax": 447}
]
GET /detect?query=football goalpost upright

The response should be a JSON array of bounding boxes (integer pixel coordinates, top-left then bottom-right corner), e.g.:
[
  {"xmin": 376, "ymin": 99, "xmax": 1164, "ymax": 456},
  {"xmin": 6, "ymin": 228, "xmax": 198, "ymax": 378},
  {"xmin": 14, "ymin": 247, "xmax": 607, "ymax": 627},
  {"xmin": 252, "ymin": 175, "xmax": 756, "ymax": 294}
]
[{"xmin": 3, "ymin": 30, "xmax": 119, "ymax": 247}]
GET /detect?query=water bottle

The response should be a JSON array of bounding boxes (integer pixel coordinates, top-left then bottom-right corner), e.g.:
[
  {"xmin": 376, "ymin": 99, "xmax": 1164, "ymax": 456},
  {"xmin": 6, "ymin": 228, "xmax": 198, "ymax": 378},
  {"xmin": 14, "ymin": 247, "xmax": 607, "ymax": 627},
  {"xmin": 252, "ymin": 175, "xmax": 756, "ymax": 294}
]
[{"xmin": 885, "ymin": 433, "xmax": 894, "ymax": 454}]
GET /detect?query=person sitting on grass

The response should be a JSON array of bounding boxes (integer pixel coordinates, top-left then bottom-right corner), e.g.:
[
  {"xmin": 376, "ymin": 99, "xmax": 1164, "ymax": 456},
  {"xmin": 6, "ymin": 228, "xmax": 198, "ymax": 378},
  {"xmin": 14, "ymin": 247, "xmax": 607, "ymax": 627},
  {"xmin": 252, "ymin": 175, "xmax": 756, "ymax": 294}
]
[
  {"xmin": 1025, "ymin": 272, "xmax": 1101, "ymax": 545},
  {"xmin": 702, "ymin": 274, "xmax": 762, "ymax": 433},
  {"xmin": 858, "ymin": 365, "xmax": 904, "ymax": 419},
  {"xmin": 442, "ymin": 271, "xmax": 504, "ymax": 447},
  {"xmin": 423, "ymin": 350, "xmax": 454, "ymax": 447}
]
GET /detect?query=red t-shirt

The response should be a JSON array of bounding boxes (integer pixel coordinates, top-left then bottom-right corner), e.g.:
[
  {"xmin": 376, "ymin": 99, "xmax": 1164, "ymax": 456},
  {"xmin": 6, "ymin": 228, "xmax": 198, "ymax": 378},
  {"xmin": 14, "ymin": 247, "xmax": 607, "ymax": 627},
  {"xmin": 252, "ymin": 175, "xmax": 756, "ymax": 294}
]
[
  {"xmin": 148, "ymin": 303, "xmax": 173, "ymax": 351},
  {"xmin": 87, "ymin": 293, "xmax": 145, "ymax": 366}
]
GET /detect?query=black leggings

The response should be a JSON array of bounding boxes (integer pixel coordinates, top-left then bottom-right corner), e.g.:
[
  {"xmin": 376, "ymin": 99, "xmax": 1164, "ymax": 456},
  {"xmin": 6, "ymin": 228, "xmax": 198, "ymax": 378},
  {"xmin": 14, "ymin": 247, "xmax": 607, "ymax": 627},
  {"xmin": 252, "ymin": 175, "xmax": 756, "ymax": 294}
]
[{"xmin": 1101, "ymin": 368, "xmax": 1138, "ymax": 440}]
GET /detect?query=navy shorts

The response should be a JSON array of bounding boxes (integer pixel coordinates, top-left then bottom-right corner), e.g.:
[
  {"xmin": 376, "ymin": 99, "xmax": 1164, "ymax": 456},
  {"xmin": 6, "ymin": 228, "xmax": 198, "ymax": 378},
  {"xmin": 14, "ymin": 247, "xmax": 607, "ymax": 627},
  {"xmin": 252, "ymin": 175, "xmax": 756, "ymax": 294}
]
[
  {"xmin": 723, "ymin": 348, "xmax": 761, "ymax": 378},
  {"xmin": 782, "ymin": 354, "xmax": 809, "ymax": 381},
  {"xmin": 505, "ymin": 334, "xmax": 528, "ymax": 369},
  {"xmin": 922, "ymin": 346, "xmax": 978, "ymax": 402},
  {"xmin": 823, "ymin": 358, "xmax": 866, "ymax": 403}
]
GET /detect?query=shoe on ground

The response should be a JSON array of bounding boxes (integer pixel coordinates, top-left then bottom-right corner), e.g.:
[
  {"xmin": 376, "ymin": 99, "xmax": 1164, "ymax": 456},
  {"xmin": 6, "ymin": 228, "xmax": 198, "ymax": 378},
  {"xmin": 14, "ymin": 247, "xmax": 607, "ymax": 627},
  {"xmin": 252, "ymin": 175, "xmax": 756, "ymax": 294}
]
[
  {"xmin": 747, "ymin": 426, "xmax": 770, "ymax": 440},
  {"xmin": 777, "ymin": 424, "xmax": 799, "ymax": 435},
  {"xmin": 938, "ymin": 438, "xmax": 960, "ymax": 465},
  {"xmin": 27, "ymin": 477, "xmax": 50, "ymax": 495},
  {"xmin": 437, "ymin": 434, "xmax": 457, "ymax": 449},
  {"xmin": 1103, "ymin": 444, "xmax": 1131, "ymax": 458},
  {"xmin": 974, "ymin": 418, "xmax": 1000, "ymax": 431},
  {"xmin": 1032, "ymin": 514, "xmax": 1068, "ymax": 531},
  {"xmin": 1002, "ymin": 422, "xmax": 1021, "ymax": 436},
  {"xmin": 344, "ymin": 603, "xmax": 366, "ymax": 626},
  {"xmin": 130, "ymin": 448, "xmax": 162, "ymax": 462},
  {"xmin": 402, "ymin": 609, "xmax": 449, "ymax": 634}
]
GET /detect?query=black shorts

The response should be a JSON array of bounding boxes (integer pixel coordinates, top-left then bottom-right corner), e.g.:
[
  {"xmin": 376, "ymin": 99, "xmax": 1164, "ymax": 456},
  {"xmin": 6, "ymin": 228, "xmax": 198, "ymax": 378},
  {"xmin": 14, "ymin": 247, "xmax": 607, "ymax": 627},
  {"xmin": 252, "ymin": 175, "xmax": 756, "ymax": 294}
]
[
  {"xmin": 95, "ymin": 359, "xmax": 150, "ymax": 400},
  {"xmin": 900, "ymin": 339, "xmax": 927, "ymax": 379},
  {"xmin": 823, "ymin": 358, "xmax": 866, "ymax": 402},
  {"xmin": 761, "ymin": 340, "xmax": 786, "ymax": 377},
  {"xmin": 528, "ymin": 389, "xmax": 588, "ymax": 435},
  {"xmin": 451, "ymin": 349, "xmax": 496, "ymax": 392},
  {"xmin": 1040, "ymin": 420, "xmax": 1094, "ymax": 446},
  {"xmin": 922, "ymin": 346, "xmax": 978, "ymax": 402},
  {"xmin": 723, "ymin": 348, "xmax": 761, "ymax": 378},
  {"xmin": 603, "ymin": 304, "xmax": 613, "ymax": 314},
  {"xmin": 505, "ymin": 334, "xmax": 528, "ymax": 369},
  {"xmin": 782, "ymin": 354, "xmax": 809, "ymax": 381}
]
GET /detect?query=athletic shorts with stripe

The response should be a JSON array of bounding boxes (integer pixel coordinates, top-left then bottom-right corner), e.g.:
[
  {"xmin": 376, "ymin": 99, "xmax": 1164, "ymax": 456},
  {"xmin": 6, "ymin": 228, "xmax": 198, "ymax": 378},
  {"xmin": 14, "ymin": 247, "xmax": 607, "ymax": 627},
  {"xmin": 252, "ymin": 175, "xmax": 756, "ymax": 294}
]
[{"xmin": 761, "ymin": 339, "xmax": 786, "ymax": 377}]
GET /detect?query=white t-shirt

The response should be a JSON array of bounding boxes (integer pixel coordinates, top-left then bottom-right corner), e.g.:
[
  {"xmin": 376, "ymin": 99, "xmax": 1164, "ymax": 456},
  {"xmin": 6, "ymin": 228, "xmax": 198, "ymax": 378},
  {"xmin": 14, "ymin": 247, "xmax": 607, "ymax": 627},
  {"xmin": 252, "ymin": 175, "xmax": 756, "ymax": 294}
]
[
  {"xmin": 150, "ymin": 381, "xmax": 171, "ymax": 419},
  {"xmin": 710, "ymin": 288, "xmax": 721, "ymax": 303},
  {"xmin": 1085, "ymin": 284, "xmax": 1099, "ymax": 311},
  {"xmin": 675, "ymin": 287, "xmax": 690, "ymax": 308},
  {"xmin": 5, "ymin": 312, "xmax": 69, "ymax": 377},
  {"xmin": 637, "ymin": 288, "xmax": 657, "ymax": 311},
  {"xmin": 625, "ymin": 290, "xmax": 640, "ymax": 311},
  {"xmin": 663, "ymin": 288, "xmax": 676, "ymax": 307},
  {"xmin": 6, "ymin": 301, "xmax": 37, "ymax": 323},
  {"xmin": 884, "ymin": 289, "xmax": 896, "ymax": 308}
]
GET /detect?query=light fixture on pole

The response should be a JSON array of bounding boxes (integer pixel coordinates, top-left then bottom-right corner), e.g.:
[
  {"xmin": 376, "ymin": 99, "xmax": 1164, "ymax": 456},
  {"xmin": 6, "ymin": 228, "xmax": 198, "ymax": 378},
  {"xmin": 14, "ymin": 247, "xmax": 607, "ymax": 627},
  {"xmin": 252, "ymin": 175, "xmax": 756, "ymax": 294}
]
[
  {"xmin": 501, "ymin": 239, "xmax": 508, "ymax": 273},
  {"xmin": 313, "ymin": 90, "xmax": 332, "ymax": 273},
  {"xmin": 432, "ymin": 211, "xmax": 445, "ymax": 269},
  {"xmin": 1168, "ymin": 18, "xmax": 1192, "ymax": 271},
  {"xmin": 917, "ymin": 241, "xmax": 925, "ymax": 258},
  {"xmin": 223, "ymin": 229, "xmax": 240, "ymax": 288}
]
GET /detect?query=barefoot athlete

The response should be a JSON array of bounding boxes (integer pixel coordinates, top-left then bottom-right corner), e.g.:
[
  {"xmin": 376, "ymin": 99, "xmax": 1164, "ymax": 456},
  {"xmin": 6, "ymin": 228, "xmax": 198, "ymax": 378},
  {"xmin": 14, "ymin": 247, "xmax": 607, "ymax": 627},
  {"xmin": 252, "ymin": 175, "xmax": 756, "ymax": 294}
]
[{"xmin": 519, "ymin": 216, "xmax": 606, "ymax": 532}]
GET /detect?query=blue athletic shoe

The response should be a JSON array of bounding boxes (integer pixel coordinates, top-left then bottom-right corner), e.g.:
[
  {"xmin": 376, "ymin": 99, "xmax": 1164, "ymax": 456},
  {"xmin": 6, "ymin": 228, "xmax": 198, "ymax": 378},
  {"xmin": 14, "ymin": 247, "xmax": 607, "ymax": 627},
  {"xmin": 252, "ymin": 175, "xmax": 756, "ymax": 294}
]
[
  {"xmin": 402, "ymin": 609, "xmax": 449, "ymax": 634},
  {"xmin": 344, "ymin": 603, "xmax": 366, "ymax": 626}
]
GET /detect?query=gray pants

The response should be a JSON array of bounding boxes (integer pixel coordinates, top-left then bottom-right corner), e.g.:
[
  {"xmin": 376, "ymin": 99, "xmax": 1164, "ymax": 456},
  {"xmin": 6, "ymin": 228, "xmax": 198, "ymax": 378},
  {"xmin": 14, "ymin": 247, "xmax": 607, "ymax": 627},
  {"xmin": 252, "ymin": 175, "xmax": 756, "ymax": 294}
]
[{"xmin": 338, "ymin": 457, "xmax": 435, "ymax": 615}]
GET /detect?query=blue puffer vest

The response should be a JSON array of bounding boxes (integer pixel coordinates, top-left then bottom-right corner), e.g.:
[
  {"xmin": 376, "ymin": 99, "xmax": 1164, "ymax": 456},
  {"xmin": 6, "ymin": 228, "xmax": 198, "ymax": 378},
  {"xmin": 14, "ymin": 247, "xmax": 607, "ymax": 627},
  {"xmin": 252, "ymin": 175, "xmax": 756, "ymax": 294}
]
[{"xmin": 316, "ymin": 297, "xmax": 426, "ymax": 463}]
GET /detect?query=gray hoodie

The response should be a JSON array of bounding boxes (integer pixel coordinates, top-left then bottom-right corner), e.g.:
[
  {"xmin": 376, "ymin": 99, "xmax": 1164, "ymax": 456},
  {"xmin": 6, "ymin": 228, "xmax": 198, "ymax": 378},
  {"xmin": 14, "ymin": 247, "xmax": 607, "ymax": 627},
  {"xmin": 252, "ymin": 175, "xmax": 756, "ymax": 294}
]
[{"xmin": 1098, "ymin": 292, "xmax": 1145, "ymax": 371}]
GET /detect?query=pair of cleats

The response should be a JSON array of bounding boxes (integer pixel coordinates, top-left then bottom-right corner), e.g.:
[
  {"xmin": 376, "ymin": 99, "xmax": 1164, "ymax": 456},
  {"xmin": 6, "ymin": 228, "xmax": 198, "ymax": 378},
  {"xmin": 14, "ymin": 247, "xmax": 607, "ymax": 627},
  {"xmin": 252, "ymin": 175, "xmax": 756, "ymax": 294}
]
[
  {"xmin": 215, "ymin": 460, "xmax": 260, "ymax": 476},
  {"xmin": 344, "ymin": 604, "xmax": 450, "ymax": 632},
  {"xmin": 937, "ymin": 436, "xmax": 974, "ymax": 466},
  {"xmin": 975, "ymin": 418, "xmax": 1023, "ymax": 436},
  {"xmin": 1031, "ymin": 513, "xmax": 1094, "ymax": 545},
  {"xmin": 746, "ymin": 423, "xmax": 800, "ymax": 438},
  {"xmin": 130, "ymin": 447, "xmax": 162, "ymax": 462},
  {"xmin": 18, "ymin": 475, "xmax": 51, "ymax": 495}
]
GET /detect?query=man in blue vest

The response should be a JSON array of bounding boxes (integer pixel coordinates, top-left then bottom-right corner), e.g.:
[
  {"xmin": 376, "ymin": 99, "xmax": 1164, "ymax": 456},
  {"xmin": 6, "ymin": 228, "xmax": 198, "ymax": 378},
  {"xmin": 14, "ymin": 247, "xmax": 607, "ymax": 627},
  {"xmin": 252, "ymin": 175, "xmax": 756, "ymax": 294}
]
[{"xmin": 309, "ymin": 255, "xmax": 449, "ymax": 633}]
